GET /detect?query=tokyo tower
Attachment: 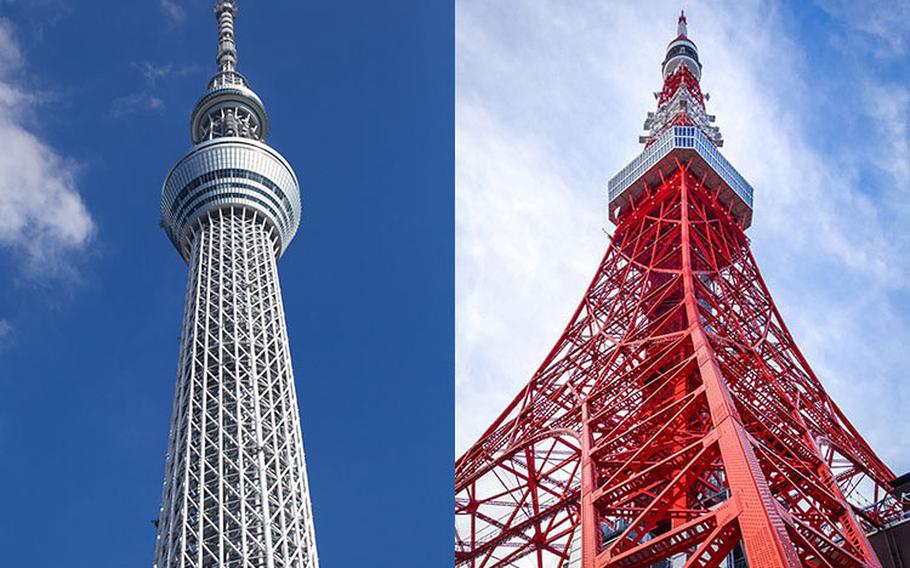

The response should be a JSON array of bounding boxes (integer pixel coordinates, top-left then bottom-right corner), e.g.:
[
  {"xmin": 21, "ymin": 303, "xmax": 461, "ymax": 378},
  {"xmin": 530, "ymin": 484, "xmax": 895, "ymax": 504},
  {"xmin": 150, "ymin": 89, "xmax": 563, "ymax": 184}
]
[
  {"xmin": 455, "ymin": 12, "xmax": 907, "ymax": 568},
  {"xmin": 152, "ymin": 2, "xmax": 318, "ymax": 567}
]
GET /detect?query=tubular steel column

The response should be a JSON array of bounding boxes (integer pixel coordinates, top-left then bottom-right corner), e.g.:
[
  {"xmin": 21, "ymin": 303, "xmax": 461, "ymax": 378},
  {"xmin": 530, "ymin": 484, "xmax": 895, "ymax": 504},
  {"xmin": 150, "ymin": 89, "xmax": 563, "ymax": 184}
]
[{"xmin": 152, "ymin": 3, "xmax": 318, "ymax": 567}]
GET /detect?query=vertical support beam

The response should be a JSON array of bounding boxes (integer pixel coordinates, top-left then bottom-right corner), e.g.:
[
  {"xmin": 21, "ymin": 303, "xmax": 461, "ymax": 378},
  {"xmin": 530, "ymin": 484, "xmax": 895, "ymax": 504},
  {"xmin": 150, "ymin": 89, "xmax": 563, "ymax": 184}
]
[
  {"xmin": 805, "ymin": 431, "xmax": 883, "ymax": 566},
  {"xmin": 581, "ymin": 399, "xmax": 598, "ymax": 568},
  {"xmin": 678, "ymin": 166, "xmax": 801, "ymax": 568}
]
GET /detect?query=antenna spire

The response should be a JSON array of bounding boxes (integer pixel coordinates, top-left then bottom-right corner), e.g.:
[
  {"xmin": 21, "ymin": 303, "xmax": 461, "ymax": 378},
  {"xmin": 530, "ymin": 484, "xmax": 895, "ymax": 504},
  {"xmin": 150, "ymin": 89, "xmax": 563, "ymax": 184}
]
[
  {"xmin": 190, "ymin": 0, "xmax": 269, "ymax": 143},
  {"xmin": 677, "ymin": 10, "xmax": 688, "ymax": 37},
  {"xmin": 215, "ymin": 1, "xmax": 238, "ymax": 73}
]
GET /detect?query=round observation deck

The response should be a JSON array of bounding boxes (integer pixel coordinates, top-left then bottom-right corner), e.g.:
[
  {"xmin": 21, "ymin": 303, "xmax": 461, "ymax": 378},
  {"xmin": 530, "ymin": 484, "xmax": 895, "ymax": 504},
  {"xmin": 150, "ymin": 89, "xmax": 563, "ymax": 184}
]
[
  {"xmin": 662, "ymin": 39, "xmax": 701, "ymax": 80},
  {"xmin": 161, "ymin": 137, "xmax": 300, "ymax": 260},
  {"xmin": 190, "ymin": 74, "xmax": 270, "ymax": 144},
  {"xmin": 662, "ymin": 11, "xmax": 702, "ymax": 81}
]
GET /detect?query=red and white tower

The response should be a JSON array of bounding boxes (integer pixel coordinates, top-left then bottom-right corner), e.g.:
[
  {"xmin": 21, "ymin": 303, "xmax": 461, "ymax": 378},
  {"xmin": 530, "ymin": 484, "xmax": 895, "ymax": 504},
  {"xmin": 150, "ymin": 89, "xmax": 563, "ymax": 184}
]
[{"xmin": 455, "ymin": 12, "xmax": 906, "ymax": 568}]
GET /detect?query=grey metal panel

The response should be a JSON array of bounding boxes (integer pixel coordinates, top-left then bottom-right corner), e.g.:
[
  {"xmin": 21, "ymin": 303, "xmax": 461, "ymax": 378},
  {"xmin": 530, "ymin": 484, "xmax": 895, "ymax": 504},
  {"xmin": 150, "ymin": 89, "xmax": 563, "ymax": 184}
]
[
  {"xmin": 608, "ymin": 126, "xmax": 754, "ymax": 209},
  {"xmin": 869, "ymin": 517, "xmax": 910, "ymax": 568},
  {"xmin": 161, "ymin": 137, "xmax": 301, "ymax": 260}
]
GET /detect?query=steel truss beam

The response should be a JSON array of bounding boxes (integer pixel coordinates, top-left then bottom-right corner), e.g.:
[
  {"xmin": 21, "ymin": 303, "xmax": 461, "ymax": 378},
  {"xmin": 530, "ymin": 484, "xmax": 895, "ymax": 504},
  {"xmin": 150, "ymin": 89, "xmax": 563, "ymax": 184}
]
[
  {"xmin": 154, "ymin": 209, "xmax": 318, "ymax": 568},
  {"xmin": 455, "ymin": 166, "xmax": 902, "ymax": 568}
]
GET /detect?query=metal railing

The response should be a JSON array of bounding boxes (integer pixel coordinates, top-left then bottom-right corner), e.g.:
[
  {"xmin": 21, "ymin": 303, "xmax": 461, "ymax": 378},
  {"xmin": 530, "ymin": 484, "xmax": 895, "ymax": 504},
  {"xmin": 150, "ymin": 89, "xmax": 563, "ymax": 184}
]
[{"xmin": 608, "ymin": 126, "xmax": 754, "ymax": 209}]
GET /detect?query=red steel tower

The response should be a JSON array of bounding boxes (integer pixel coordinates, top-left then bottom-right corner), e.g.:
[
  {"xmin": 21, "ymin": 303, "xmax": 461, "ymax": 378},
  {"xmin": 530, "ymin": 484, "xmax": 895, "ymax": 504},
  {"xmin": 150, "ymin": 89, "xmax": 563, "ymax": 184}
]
[{"xmin": 455, "ymin": 12, "xmax": 906, "ymax": 568}]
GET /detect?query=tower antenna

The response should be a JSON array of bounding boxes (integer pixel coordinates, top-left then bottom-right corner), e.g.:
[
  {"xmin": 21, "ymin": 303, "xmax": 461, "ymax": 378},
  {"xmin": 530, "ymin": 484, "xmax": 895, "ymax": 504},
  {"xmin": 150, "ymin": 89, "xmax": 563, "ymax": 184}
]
[{"xmin": 214, "ymin": 1, "xmax": 238, "ymax": 73}]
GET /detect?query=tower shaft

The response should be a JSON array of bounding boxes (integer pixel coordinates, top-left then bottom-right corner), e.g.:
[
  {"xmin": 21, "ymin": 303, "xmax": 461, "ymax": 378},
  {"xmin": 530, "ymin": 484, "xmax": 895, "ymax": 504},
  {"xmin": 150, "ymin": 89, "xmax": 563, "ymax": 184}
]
[
  {"xmin": 154, "ymin": 3, "xmax": 317, "ymax": 566},
  {"xmin": 155, "ymin": 210, "xmax": 317, "ymax": 568}
]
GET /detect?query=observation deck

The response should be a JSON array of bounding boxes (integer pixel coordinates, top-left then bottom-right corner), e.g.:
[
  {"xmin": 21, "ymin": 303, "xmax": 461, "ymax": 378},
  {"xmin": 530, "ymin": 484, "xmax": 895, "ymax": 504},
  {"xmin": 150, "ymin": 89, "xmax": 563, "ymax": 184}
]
[
  {"xmin": 161, "ymin": 137, "xmax": 300, "ymax": 260},
  {"xmin": 608, "ymin": 125, "xmax": 754, "ymax": 229},
  {"xmin": 159, "ymin": 0, "xmax": 301, "ymax": 263}
]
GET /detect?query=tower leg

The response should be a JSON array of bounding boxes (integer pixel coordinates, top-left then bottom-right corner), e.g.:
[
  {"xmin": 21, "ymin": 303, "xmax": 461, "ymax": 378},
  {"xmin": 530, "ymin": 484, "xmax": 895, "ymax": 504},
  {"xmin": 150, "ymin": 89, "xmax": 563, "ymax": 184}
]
[
  {"xmin": 680, "ymin": 168, "xmax": 800, "ymax": 568},
  {"xmin": 581, "ymin": 400, "xmax": 599, "ymax": 568}
]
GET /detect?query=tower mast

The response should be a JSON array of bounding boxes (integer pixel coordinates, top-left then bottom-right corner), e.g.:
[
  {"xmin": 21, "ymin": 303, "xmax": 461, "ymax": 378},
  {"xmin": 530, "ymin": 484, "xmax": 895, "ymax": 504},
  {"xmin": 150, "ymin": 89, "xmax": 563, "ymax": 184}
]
[
  {"xmin": 153, "ymin": 3, "xmax": 319, "ymax": 567},
  {"xmin": 456, "ymin": 13, "xmax": 903, "ymax": 568}
]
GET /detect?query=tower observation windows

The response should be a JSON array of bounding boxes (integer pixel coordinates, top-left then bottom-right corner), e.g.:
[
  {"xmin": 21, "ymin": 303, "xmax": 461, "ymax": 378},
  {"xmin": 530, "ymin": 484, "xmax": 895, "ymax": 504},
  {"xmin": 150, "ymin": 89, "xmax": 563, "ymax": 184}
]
[
  {"xmin": 607, "ymin": 126, "xmax": 754, "ymax": 225},
  {"xmin": 664, "ymin": 44, "xmax": 700, "ymax": 65},
  {"xmin": 161, "ymin": 138, "xmax": 301, "ymax": 257},
  {"xmin": 169, "ymin": 168, "xmax": 294, "ymax": 220}
]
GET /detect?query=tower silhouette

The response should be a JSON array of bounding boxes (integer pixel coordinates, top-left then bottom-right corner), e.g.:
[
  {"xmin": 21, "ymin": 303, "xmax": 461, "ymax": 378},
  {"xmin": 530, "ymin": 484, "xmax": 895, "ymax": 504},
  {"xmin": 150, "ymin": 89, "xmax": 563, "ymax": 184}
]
[
  {"xmin": 153, "ymin": 3, "xmax": 318, "ymax": 567},
  {"xmin": 455, "ymin": 13, "xmax": 904, "ymax": 568}
]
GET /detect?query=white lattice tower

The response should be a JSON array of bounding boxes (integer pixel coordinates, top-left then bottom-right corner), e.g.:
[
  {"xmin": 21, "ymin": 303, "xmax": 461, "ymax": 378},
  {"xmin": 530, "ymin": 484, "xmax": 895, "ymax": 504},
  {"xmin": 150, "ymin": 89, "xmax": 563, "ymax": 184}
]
[{"xmin": 153, "ymin": 3, "xmax": 318, "ymax": 567}]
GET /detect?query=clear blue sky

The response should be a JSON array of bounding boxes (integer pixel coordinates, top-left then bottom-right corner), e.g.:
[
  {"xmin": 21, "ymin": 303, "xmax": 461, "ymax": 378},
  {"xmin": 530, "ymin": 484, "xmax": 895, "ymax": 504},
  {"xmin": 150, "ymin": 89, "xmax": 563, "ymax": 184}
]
[{"xmin": 0, "ymin": 1, "xmax": 452, "ymax": 566}]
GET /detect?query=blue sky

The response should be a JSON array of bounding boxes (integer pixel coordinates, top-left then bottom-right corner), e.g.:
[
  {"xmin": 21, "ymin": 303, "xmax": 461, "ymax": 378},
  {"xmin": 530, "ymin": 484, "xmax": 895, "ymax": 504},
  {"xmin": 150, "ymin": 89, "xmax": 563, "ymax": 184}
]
[
  {"xmin": 0, "ymin": 1, "xmax": 452, "ymax": 566},
  {"xmin": 1, "ymin": 0, "xmax": 907, "ymax": 563},
  {"xmin": 456, "ymin": 0, "xmax": 910, "ymax": 479}
]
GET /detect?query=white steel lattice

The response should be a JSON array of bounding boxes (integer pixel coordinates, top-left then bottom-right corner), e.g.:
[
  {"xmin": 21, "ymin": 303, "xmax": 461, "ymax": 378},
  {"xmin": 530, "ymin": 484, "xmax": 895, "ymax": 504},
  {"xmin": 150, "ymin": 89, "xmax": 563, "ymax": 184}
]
[{"xmin": 154, "ymin": 208, "xmax": 318, "ymax": 568}]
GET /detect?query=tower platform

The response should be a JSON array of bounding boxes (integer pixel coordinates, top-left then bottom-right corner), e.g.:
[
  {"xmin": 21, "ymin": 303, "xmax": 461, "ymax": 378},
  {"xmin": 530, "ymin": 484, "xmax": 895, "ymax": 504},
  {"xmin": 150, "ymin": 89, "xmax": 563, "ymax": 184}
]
[{"xmin": 608, "ymin": 126, "xmax": 754, "ymax": 228}]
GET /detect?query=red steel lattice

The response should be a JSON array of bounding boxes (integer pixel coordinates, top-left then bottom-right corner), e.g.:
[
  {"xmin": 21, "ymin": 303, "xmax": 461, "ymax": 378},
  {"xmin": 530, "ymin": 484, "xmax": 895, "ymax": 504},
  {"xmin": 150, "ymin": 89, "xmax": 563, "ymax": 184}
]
[
  {"xmin": 455, "ymin": 165, "xmax": 902, "ymax": 568},
  {"xmin": 456, "ymin": 13, "xmax": 905, "ymax": 568}
]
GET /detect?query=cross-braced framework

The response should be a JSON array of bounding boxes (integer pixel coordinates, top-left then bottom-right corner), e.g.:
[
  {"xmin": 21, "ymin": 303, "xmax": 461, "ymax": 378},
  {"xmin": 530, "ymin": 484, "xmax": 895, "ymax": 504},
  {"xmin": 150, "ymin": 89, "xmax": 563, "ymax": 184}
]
[
  {"xmin": 455, "ymin": 166, "xmax": 903, "ymax": 568},
  {"xmin": 154, "ymin": 2, "xmax": 318, "ymax": 567},
  {"xmin": 455, "ymin": 12, "xmax": 906, "ymax": 568},
  {"xmin": 155, "ymin": 210, "xmax": 318, "ymax": 568}
]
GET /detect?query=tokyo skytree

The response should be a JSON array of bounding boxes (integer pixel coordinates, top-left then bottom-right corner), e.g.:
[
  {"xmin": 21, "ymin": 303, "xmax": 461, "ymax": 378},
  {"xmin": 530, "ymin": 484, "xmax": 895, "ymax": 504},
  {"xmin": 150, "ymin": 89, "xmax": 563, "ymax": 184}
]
[{"xmin": 152, "ymin": 2, "xmax": 319, "ymax": 567}]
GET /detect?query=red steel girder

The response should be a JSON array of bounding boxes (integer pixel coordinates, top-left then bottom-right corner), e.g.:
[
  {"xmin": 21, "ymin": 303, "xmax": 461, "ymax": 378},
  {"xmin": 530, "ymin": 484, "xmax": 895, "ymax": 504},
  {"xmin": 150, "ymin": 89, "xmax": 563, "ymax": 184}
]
[{"xmin": 455, "ymin": 163, "xmax": 899, "ymax": 568}]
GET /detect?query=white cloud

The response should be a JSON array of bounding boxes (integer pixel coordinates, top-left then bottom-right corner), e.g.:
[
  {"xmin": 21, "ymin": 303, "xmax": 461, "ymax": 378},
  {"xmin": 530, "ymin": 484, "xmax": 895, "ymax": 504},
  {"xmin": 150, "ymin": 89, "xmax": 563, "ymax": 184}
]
[
  {"xmin": 0, "ymin": 18, "xmax": 94, "ymax": 277},
  {"xmin": 456, "ymin": 102, "xmax": 605, "ymax": 449},
  {"xmin": 818, "ymin": 0, "xmax": 910, "ymax": 57},
  {"xmin": 0, "ymin": 19, "xmax": 22, "ymax": 74},
  {"xmin": 134, "ymin": 61, "xmax": 173, "ymax": 85},
  {"xmin": 0, "ymin": 319, "xmax": 11, "ymax": 346},
  {"xmin": 456, "ymin": 0, "xmax": 910, "ymax": 473},
  {"xmin": 111, "ymin": 60, "xmax": 196, "ymax": 119},
  {"xmin": 863, "ymin": 83, "xmax": 910, "ymax": 183},
  {"xmin": 160, "ymin": 0, "xmax": 186, "ymax": 25},
  {"xmin": 110, "ymin": 92, "xmax": 165, "ymax": 117}
]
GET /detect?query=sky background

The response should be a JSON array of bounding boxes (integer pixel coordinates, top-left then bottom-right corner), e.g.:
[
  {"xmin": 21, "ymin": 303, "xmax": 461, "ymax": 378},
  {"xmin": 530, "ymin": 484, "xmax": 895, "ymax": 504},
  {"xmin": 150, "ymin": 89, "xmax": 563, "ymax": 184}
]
[
  {"xmin": 0, "ymin": 1, "xmax": 452, "ymax": 566},
  {"xmin": 0, "ymin": 0, "xmax": 907, "ymax": 563},
  {"xmin": 456, "ymin": 0, "xmax": 910, "ymax": 480}
]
